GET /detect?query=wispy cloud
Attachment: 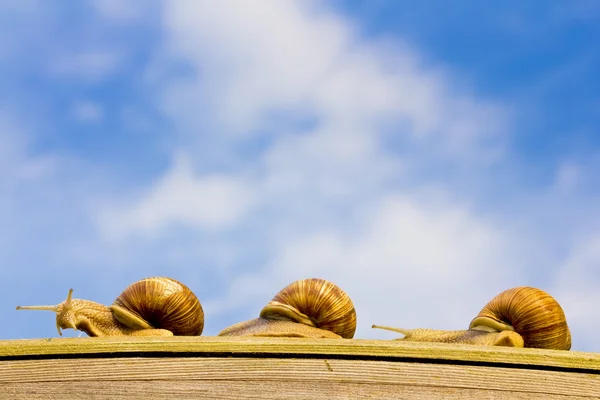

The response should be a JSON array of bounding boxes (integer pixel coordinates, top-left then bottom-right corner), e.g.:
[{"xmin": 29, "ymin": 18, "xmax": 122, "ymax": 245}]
[
  {"xmin": 91, "ymin": 0, "xmax": 151, "ymax": 22},
  {"xmin": 49, "ymin": 51, "xmax": 123, "ymax": 82},
  {"xmin": 112, "ymin": 1, "xmax": 530, "ymax": 337},
  {"xmin": 99, "ymin": 154, "xmax": 259, "ymax": 240},
  {"xmin": 71, "ymin": 100, "xmax": 105, "ymax": 123}
]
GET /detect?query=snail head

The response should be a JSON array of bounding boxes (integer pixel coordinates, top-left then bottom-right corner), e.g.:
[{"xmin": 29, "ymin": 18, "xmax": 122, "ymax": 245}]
[{"xmin": 16, "ymin": 288, "xmax": 77, "ymax": 336}]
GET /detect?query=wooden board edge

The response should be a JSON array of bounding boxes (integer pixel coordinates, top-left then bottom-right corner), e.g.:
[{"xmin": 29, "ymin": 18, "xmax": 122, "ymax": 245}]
[{"xmin": 0, "ymin": 337, "xmax": 598, "ymax": 372}]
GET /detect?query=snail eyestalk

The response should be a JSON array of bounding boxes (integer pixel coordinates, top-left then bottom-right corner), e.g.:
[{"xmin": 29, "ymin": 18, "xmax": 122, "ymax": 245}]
[
  {"xmin": 16, "ymin": 288, "xmax": 73, "ymax": 312},
  {"xmin": 371, "ymin": 324, "xmax": 410, "ymax": 336},
  {"xmin": 16, "ymin": 289, "xmax": 74, "ymax": 336}
]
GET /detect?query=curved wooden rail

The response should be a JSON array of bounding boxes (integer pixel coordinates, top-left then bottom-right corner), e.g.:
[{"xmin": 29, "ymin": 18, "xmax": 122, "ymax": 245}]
[{"xmin": 0, "ymin": 337, "xmax": 598, "ymax": 399}]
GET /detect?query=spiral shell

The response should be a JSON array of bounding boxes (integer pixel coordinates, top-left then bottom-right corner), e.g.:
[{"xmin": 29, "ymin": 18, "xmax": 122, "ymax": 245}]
[
  {"xmin": 111, "ymin": 277, "xmax": 204, "ymax": 336},
  {"xmin": 469, "ymin": 286, "xmax": 571, "ymax": 350},
  {"xmin": 259, "ymin": 278, "xmax": 357, "ymax": 339}
]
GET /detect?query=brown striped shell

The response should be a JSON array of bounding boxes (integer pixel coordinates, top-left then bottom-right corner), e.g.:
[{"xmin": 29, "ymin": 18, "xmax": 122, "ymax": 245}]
[
  {"xmin": 259, "ymin": 278, "xmax": 357, "ymax": 339},
  {"xmin": 110, "ymin": 277, "xmax": 204, "ymax": 336},
  {"xmin": 469, "ymin": 286, "xmax": 571, "ymax": 350}
]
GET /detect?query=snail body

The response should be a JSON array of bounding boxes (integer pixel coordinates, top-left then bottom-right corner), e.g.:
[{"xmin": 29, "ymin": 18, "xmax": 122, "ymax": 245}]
[
  {"xmin": 372, "ymin": 286, "xmax": 571, "ymax": 350},
  {"xmin": 219, "ymin": 278, "xmax": 357, "ymax": 339},
  {"xmin": 16, "ymin": 277, "xmax": 204, "ymax": 337},
  {"xmin": 370, "ymin": 326, "xmax": 525, "ymax": 347}
]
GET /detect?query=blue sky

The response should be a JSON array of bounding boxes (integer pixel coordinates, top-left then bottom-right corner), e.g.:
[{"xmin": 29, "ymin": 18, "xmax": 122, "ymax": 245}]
[{"xmin": 2, "ymin": 1, "xmax": 599, "ymax": 352}]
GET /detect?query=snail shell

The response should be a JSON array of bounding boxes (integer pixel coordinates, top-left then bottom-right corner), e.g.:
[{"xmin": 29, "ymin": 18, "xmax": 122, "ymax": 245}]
[
  {"xmin": 111, "ymin": 277, "xmax": 204, "ymax": 336},
  {"xmin": 16, "ymin": 276, "xmax": 204, "ymax": 337},
  {"xmin": 469, "ymin": 286, "xmax": 571, "ymax": 350},
  {"xmin": 219, "ymin": 278, "xmax": 357, "ymax": 339},
  {"xmin": 372, "ymin": 286, "xmax": 571, "ymax": 350}
]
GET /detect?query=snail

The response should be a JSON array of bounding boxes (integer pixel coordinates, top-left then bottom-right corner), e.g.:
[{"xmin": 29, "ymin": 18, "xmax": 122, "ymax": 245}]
[
  {"xmin": 218, "ymin": 278, "xmax": 357, "ymax": 339},
  {"xmin": 372, "ymin": 286, "xmax": 572, "ymax": 350},
  {"xmin": 16, "ymin": 277, "xmax": 204, "ymax": 337}
]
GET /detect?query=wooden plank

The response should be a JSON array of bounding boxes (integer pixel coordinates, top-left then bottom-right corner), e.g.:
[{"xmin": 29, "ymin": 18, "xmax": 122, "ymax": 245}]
[
  {"xmin": 1, "ymin": 337, "xmax": 598, "ymax": 372},
  {"xmin": 0, "ymin": 356, "xmax": 598, "ymax": 399}
]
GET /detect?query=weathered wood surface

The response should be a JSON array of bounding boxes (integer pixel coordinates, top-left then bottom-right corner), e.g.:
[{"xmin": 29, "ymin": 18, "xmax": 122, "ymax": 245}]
[{"xmin": 0, "ymin": 337, "xmax": 599, "ymax": 399}]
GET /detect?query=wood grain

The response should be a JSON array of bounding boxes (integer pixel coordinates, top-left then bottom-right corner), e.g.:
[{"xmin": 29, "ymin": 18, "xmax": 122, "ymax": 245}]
[
  {"xmin": 1, "ymin": 336, "xmax": 598, "ymax": 371},
  {"xmin": 0, "ymin": 357, "xmax": 598, "ymax": 399},
  {"xmin": 0, "ymin": 337, "xmax": 598, "ymax": 399}
]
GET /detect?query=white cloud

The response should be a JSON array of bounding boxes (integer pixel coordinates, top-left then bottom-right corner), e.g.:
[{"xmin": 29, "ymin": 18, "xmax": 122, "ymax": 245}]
[
  {"xmin": 554, "ymin": 162, "xmax": 580, "ymax": 193},
  {"xmin": 0, "ymin": 116, "xmax": 28, "ymax": 168},
  {"xmin": 160, "ymin": 0, "xmax": 351, "ymax": 134},
  {"xmin": 49, "ymin": 51, "xmax": 122, "ymax": 82},
  {"xmin": 553, "ymin": 234, "xmax": 600, "ymax": 350},
  {"xmin": 160, "ymin": 0, "xmax": 507, "ymax": 160},
  {"xmin": 136, "ymin": 0, "xmax": 513, "ymax": 240},
  {"xmin": 0, "ymin": 113, "xmax": 58, "ymax": 184},
  {"xmin": 103, "ymin": 0, "xmax": 525, "ymax": 340},
  {"xmin": 98, "ymin": 154, "xmax": 258, "ymax": 240},
  {"xmin": 262, "ymin": 124, "xmax": 400, "ymax": 200},
  {"xmin": 91, "ymin": 0, "xmax": 150, "ymax": 21},
  {"xmin": 72, "ymin": 100, "xmax": 104, "ymax": 123}
]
